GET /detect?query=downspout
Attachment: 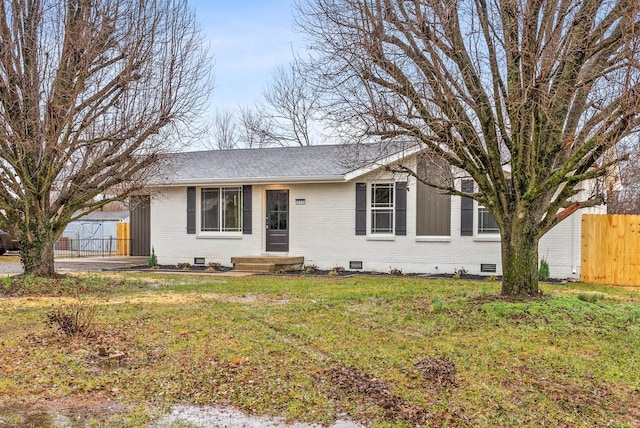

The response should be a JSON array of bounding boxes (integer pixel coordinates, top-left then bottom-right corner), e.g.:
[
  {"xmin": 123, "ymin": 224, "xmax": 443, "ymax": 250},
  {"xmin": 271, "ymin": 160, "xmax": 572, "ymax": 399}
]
[{"xmin": 572, "ymin": 212, "xmax": 578, "ymax": 276}]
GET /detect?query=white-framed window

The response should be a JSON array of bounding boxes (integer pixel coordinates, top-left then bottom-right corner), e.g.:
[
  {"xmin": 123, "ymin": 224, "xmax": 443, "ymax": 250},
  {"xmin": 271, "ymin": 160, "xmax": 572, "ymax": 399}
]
[
  {"xmin": 477, "ymin": 206, "xmax": 499, "ymax": 234},
  {"xmin": 201, "ymin": 187, "xmax": 242, "ymax": 232},
  {"xmin": 371, "ymin": 183, "xmax": 394, "ymax": 234}
]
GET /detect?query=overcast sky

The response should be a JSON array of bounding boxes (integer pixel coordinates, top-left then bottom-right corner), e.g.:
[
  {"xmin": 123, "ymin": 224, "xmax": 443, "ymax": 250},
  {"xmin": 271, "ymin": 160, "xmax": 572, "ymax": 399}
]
[{"xmin": 189, "ymin": 0, "xmax": 303, "ymax": 113}]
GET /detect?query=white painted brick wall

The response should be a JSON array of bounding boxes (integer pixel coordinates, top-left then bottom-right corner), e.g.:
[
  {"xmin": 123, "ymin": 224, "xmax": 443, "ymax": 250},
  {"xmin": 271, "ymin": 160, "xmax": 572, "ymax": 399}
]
[{"xmin": 151, "ymin": 180, "xmax": 597, "ymax": 278}]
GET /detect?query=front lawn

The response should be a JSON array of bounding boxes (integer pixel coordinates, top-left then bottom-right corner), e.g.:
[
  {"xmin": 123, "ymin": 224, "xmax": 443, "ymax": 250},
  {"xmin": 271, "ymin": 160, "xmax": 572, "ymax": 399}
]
[{"xmin": 1, "ymin": 274, "xmax": 639, "ymax": 427}]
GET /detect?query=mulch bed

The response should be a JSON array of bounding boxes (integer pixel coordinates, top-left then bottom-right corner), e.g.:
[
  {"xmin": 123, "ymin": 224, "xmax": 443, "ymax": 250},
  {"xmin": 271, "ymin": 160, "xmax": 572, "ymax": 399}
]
[{"xmin": 108, "ymin": 264, "xmax": 571, "ymax": 284}]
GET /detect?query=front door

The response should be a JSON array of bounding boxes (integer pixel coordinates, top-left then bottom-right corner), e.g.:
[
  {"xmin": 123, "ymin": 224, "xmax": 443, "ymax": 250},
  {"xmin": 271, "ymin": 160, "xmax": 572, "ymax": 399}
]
[{"xmin": 266, "ymin": 190, "xmax": 289, "ymax": 252}]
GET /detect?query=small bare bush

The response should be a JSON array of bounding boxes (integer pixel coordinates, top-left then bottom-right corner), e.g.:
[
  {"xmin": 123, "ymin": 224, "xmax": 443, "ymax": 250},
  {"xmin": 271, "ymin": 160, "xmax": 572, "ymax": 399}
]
[
  {"xmin": 388, "ymin": 267, "xmax": 403, "ymax": 275},
  {"xmin": 303, "ymin": 264, "xmax": 319, "ymax": 274},
  {"xmin": 45, "ymin": 299, "xmax": 97, "ymax": 337},
  {"xmin": 328, "ymin": 266, "xmax": 346, "ymax": 275},
  {"xmin": 206, "ymin": 262, "xmax": 223, "ymax": 272}
]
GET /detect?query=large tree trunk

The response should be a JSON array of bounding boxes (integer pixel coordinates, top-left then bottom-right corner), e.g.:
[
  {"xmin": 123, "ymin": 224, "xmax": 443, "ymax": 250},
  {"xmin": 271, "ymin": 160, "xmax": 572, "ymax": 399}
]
[
  {"xmin": 501, "ymin": 223, "xmax": 541, "ymax": 296},
  {"xmin": 19, "ymin": 217, "xmax": 57, "ymax": 278}
]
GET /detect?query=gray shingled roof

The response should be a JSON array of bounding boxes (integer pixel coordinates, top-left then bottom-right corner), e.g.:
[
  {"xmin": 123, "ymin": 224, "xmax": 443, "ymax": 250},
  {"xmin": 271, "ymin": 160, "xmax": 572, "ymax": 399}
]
[
  {"xmin": 156, "ymin": 144, "xmax": 382, "ymax": 185},
  {"xmin": 153, "ymin": 143, "xmax": 422, "ymax": 186}
]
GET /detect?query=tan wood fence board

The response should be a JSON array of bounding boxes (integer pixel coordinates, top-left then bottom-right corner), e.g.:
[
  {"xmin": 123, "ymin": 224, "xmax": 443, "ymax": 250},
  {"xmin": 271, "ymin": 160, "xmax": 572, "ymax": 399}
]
[{"xmin": 581, "ymin": 214, "xmax": 640, "ymax": 286}]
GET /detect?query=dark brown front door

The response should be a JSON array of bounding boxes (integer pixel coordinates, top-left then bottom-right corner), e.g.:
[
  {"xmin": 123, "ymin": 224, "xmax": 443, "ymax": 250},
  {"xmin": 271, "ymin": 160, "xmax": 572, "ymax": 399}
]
[{"xmin": 266, "ymin": 190, "xmax": 289, "ymax": 252}]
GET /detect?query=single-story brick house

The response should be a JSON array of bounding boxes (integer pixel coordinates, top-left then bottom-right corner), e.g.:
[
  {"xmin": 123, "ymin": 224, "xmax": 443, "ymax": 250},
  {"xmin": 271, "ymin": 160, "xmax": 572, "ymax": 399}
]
[{"xmin": 147, "ymin": 144, "xmax": 603, "ymax": 277}]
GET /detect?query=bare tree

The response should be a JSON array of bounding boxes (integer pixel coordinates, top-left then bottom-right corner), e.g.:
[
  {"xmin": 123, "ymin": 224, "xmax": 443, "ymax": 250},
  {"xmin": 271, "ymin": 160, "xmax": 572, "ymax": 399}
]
[
  {"xmin": 263, "ymin": 62, "xmax": 320, "ymax": 146},
  {"xmin": 608, "ymin": 139, "xmax": 640, "ymax": 213},
  {"xmin": 238, "ymin": 106, "xmax": 278, "ymax": 148},
  {"xmin": 297, "ymin": 0, "xmax": 640, "ymax": 296},
  {"xmin": 240, "ymin": 62, "xmax": 320, "ymax": 147},
  {"xmin": 205, "ymin": 109, "xmax": 239, "ymax": 150},
  {"xmin": 0, "ymin": 0, "xmax": 213, "ymax": 277}
]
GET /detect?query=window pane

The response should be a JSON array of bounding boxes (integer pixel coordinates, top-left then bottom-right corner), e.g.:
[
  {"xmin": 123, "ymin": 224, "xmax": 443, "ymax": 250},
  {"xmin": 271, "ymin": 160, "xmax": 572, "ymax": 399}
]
[
  {"xmin": 222, "ymin": 188, "xmax": 241, "ymax": 231},
  {"xmin": 201, "ymin": 188, "xmax": 220, "ymax": 231},
  {"xmin": 370, "ymin": 183, "xmax": 394, "ymax": 234},
  {"xmin": 268, "ymin": 191, "xmax": 287, "ymax": 231},
  {"xmin": 279, "ymin": 213, "xmax": 287, "ymax": 230},
  {"xmin": 371, "ymin": 209, "xmax": 393, "ymax": 233},
  {"xmin": 478, "ymin": 207, "xmax": 499, "ymax": 234},
  {"xmin": 371, "ymin": 183, "xmax": 393, "ymax": 207}
]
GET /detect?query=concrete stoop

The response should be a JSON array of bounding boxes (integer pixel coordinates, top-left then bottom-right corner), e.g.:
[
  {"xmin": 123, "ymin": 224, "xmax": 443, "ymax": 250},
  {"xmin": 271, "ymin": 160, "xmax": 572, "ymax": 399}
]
[{"xmin": 230, "ymin": 256, "xmax": 304, "ymax": 273}]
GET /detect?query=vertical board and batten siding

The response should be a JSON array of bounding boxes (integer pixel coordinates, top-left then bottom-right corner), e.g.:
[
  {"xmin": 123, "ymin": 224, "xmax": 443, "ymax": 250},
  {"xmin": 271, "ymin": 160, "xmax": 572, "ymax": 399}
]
[
  {"xmin": 416, "ymin": 178, "xmax": 451, "ymax": 236},
  {"xmin": 130, "ymin": 195, "xmax": 151, "ymax": 256},
  {"xmin": 581, "ymin": 214, "xmax": 640, "ymax": 286}
]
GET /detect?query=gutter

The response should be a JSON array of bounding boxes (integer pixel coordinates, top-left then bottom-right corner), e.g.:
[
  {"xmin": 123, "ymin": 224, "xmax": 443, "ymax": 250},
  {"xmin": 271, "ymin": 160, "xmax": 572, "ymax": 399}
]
[{"xmin": 149, "ymin": 174, "xmax": 348, "ymax": 187}]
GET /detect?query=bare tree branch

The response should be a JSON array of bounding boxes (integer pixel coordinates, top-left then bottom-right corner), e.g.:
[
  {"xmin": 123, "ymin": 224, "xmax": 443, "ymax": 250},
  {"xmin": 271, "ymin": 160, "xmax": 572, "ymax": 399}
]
[{"xmin": 204, "ymin": 109, "xmax": 239, "ymax": 150}]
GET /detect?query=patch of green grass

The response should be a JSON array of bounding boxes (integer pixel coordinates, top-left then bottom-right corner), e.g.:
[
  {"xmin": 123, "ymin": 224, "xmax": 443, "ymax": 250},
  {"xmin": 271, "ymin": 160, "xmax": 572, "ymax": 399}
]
[
  {"xmin": 431, "ymin": 296, "xmax": 444, "ymax": 313},
  {"xmin": 1, "ymin": 274, "xmax": 639, "ymax": 426},
  {"xmin": 577, "ymin": 292, "xmax": 601, "ymax": 303},
  {"xmin": 0, "ymin": 273, "xmax": 147, "ymax": 297}
]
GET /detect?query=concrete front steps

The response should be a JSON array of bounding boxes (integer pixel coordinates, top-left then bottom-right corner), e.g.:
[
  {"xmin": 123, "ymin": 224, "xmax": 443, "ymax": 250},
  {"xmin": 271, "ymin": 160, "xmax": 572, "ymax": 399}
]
[{"xmin": 230, "ymin": 256, "xmax": 304, "ymax": 273}]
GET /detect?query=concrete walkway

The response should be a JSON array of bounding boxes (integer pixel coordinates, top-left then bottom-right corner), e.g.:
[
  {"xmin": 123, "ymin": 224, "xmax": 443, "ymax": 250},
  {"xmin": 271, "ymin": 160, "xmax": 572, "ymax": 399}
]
[
  {"xmin": 0, "ymin": 256, "xmax": 255, "ymax": 276},
  {"xmin": 55, "ymin": 256, "xmax": 148, "ymax": 272},
  {"xmin": 0, "ymin": 256, "xmax": 149, "ymax": 275}
]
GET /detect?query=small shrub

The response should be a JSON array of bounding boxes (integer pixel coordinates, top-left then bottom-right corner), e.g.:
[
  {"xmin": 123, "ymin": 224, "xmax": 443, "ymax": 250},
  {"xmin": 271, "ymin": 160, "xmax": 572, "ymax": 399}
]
[
  {"xmin": 206, "ymin": 262, "xmax": 223, "ymax": 272},
  {"xmin": 148, "ymin": 247, "xmax": 158, "ymax": 267},
  {"xmin": 303, "ymin": 264, "xmax": 319, "ymax": 274},
  {"xmin": 452, "ymin": 267, "xmax": 468, "ymax": 279},
  {"xmin": 45, "ymin": 297, "xmax": 97, "ymax": 337},
  {"xmin": 539, "ymin": 258, "xmax": 550, "ymax": 281},
  {"xmin": 177, "ymin": 262, "xmax": 191, "ymax": 271},
  {"xmin": 388, "ymin": 267, "xmax": 403, "ymax": 275},
  {"xmin": 329, "ymin": 266, "xmax": 345, "ymax": 275},
  {"xmin": 487, "ymin": 275, "xmax": 499, "ymax": 282}
]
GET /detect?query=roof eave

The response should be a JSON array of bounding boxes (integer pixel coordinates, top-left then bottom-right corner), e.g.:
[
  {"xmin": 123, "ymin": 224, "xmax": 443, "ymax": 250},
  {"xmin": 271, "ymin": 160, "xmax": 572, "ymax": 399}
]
[
  {"xmin": 151, "ymin": 174, "xmax": 348, "ymax": 187},
  {"xmin": 344, "ymin": 145, "xmax": 423, "ymax": 181}
]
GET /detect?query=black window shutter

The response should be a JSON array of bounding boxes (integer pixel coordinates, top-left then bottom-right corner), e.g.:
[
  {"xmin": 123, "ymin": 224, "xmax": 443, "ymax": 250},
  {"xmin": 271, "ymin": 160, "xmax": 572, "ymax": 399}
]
[
  {"xmin": 395, "ymin": 182, "xmax": 407, "ymax": 236},
  {"xmin": 242, "ymin": 185, "xmax": 252, "ymax": 235},
  {"xmin": 187, "ymin": 187, "xmax": 196, "ymax": 234},
  {"xmin": 355, "ymin": 183, "xmax": 366, "ymax": 235},
  {"xmin": 460, "ymin": 180, "xmax": 474, "ymax": 236}
]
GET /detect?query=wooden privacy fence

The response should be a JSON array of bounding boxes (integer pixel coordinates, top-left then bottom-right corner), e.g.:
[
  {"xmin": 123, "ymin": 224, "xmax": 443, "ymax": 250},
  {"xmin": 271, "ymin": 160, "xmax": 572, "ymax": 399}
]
[
  {"xmin": 581, "ymin": 214, "xmax": 640, "ymax": 286},
  {"xmin": 116, "ymin": 222, "xmax": 130, "ymax": 256}
]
